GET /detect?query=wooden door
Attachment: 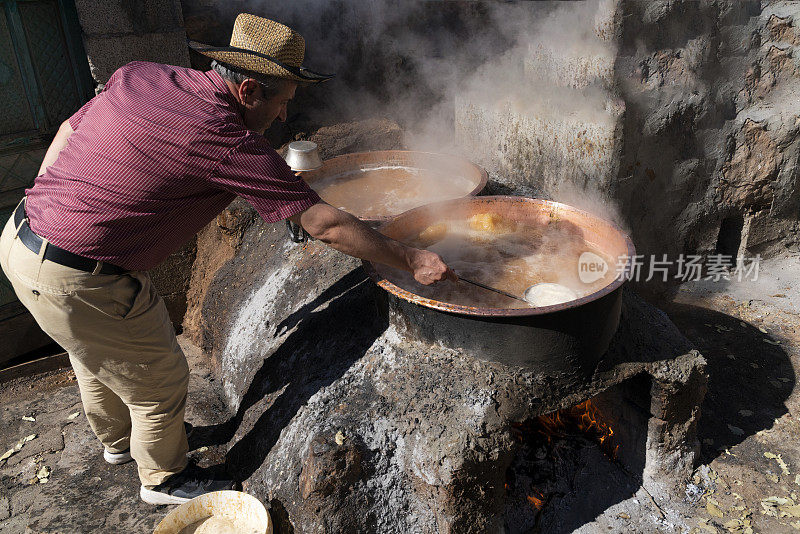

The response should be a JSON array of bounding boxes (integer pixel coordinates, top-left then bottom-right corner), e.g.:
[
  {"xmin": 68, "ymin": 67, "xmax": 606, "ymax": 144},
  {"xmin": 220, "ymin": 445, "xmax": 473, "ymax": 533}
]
[{"xmin": 0, "ymin": 0, "xmax": 92, "ymax": 363}]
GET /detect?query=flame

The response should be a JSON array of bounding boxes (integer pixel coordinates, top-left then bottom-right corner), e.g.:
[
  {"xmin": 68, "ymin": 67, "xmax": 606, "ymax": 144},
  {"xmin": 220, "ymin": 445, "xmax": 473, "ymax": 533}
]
[
  {"xmin": 532, "ymin": 399, "xmax": 617, "ymax": 458},
  {"xmin": 526, "ymin": 491, "xmax": 546, "ymax": 510},
  {"xmin": 508, "ymin": 399, "xmax": 618, "ymax": 515}
]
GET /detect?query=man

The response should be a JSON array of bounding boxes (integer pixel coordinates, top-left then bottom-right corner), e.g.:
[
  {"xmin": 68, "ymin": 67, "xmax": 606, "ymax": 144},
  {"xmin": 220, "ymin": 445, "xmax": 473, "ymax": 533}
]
[{"xmin": 0, "ymin": 14, "xmax": 453, "ymax": 505}]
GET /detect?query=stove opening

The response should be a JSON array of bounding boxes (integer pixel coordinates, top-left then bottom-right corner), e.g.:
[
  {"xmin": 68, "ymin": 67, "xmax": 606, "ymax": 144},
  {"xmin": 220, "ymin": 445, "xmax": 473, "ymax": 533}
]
[{"xmin": 503, "ymin": 374, "xmax": 652, "ymax": 533}]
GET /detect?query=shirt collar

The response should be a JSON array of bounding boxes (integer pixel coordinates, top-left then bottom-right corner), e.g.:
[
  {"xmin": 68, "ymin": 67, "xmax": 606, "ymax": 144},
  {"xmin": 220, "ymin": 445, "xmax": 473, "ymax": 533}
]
[{"xmin": 205, "ymin": 69, "xmax": 246, "ymax": 124}]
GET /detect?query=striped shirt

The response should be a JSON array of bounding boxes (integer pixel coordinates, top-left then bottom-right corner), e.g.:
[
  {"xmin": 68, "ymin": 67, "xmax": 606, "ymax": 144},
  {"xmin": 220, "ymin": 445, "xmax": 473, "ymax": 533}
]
[{"xmin": 24, "ymin": 61, "xmax": 320, "ymax": 271}]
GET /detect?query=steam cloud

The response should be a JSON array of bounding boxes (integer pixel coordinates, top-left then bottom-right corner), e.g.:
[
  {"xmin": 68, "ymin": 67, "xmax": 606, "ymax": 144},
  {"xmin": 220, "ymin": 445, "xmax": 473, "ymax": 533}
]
[{"xmin": 197, "ymin": 0, "xmax": 625, "ymax": 228}]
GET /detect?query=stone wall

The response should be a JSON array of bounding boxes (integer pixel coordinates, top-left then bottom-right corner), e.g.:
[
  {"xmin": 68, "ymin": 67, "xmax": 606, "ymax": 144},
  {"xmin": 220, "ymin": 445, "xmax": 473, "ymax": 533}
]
[
  {"xmin": 73, "ymin": 0, "xmax": 191, "ymax": 84},
  {"xmin": 615, "ymin": 0, "xmax": 800, "ymax": 262},
  {"xmin": 179, "ymin": 1, "xmax": 522, "ymax": 130},
  {"xmin": 455, "ymin": 0, "xmax": 624, "ymax": 200}
]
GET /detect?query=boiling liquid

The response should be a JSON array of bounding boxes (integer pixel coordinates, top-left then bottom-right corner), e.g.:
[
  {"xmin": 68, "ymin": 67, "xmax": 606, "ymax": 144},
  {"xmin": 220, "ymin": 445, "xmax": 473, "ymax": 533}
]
[
  {"xmin": 384, "ymin": 216, "xmax": 616, "ymax": 309},
  {"xmin": 309, "ymin": 166, "xmax": 476, "ymax": 218}
]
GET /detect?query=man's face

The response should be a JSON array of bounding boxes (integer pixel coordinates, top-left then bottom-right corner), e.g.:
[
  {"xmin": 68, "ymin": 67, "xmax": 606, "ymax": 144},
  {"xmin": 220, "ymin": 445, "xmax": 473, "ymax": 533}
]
[{"xmin": 239, "ymin": 79, "xmax": 298, "ymax": 134}]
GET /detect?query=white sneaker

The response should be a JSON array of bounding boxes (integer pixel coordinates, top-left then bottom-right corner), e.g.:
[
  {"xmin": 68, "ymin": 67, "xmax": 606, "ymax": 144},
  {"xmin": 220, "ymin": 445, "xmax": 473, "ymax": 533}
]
[
  {"xmin": 103, "ymin": 422, "xmax": 193, "ymax": 465},
  {"xmin": 103, "ymin": 448, "xmax": 133, "ymax": 464}
]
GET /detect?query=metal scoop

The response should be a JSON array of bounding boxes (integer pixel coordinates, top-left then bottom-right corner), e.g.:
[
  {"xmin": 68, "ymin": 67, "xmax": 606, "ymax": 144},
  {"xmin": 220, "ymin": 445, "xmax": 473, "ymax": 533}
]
[
  {"xmin": 457, "ymin": 276, "xmax": 530, "ymax": 305},
  {"xmin": 458, "ymin": 277, "xmax": 578, "ymax": 307},
  {"xmin": 283, "ymin": 141, "xmax": 322, "ymax": 243}
]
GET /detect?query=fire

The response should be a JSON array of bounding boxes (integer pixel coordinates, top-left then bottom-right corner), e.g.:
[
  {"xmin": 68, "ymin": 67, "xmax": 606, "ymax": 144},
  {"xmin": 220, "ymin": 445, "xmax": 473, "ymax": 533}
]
[
  {"xmin": 532, "ymin": 399, "xmax": 618, "ymax": 458},
  {"xmin": 526, "ymin": 491, "xmax": 546, "ymax": 510},
  {"xmin": 508, "ymin": 399, "xmax": 619, "ymax": 514}
]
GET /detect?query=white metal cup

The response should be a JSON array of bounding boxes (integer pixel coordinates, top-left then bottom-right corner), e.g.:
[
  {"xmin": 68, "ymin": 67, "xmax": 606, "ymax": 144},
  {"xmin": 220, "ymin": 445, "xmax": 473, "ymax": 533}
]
[{"xmin": 284, "ymin": 140, "xmax": 323, "ymax": 171}]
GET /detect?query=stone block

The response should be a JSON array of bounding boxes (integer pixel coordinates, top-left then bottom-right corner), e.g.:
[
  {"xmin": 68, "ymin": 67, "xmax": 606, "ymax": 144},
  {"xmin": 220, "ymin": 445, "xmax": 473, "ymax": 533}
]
[
  {"xmin": 719, "ymin": 118, "xmax": 780, "ymax": 210},
  {"xmin": 306, "ymin": 118, "xmax": 405, "ymax": 160},
  {"xmin": 74, "ymin": 0, "xmax": 184, "ymax": 36},
  {"xmin": 524, "ymin": 43, "xmax": 615, "ymax": 89},
  {"xmin": 519, "ymin": 0, "xmax": 619, "ymax": 89},
  {"xmin": 740, "ymin": 209, "xmax": 799, "ymax": 255},
  {"xmin": 643, "ymin": 352, "xmax": 707, "ymax": 498},
  {"xmin": 454, "ymin": 90, "xmax": 623, "ymax": 196},
  {"xmin": 83, "ymin": 30, "xmax": 191, "ymax": 83},
  {"xmin": 594, "ymin": 0, "xmax": 622, "ymax": 41}
]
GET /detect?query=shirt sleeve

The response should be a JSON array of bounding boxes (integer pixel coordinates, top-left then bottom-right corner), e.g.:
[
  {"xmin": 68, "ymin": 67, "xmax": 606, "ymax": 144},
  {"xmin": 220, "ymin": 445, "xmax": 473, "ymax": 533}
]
[{"xmin": 210, "ymin": 135, "xmax": 321, "ymax": 223}]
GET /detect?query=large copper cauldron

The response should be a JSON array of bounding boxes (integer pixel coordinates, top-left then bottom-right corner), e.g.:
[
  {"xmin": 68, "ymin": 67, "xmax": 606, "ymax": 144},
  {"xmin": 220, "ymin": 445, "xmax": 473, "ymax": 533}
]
[
  {"xmin": 363, "ymin": 196, "xmax": 635, "ymax": 377},
  {"xmin": 300, "ymin": 151, "xmax": 488, "ymax": 224}
]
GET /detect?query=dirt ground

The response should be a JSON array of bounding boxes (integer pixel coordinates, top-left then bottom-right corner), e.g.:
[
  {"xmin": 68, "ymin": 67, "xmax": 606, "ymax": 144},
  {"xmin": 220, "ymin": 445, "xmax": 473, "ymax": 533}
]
[
  {"xmin": 0, "ymin": 255, "xmax": 798, "ymax": 533},
  {"xmin": 0, "ymin": 341, "xmax": 231, "ymax": 533},
  {"xmin": 659, "ymin": 254, "xmax": 800, "ymax": 534}
]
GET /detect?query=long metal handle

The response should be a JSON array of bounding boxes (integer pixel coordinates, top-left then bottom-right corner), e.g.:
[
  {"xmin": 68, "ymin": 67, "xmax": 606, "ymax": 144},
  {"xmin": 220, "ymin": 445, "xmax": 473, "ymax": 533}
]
[
  {"xmin": 457, "ymin": 276, "xmax": 528, "ymax": 304},
  {"xmin": 286, "ymin": 220, "xmax": 307, "ymax": 243}
]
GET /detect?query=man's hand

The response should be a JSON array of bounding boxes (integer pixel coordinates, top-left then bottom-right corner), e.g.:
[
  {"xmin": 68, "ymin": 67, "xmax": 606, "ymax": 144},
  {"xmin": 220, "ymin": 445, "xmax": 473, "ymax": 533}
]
[
  {"xmin": 292, "ymin": 202, "xmax": 455, "ymax": 284},
  {"xmin": 405, "ymin": 248, "xmax": 457, "ymax": 285}
]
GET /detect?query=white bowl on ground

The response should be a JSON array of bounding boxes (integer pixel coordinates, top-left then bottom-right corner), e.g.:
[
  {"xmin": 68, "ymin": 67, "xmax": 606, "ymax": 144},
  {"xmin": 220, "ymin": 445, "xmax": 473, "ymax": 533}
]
[{"xmin": 153, "ymin": 490, "xmax": 271, "ymax": 534}]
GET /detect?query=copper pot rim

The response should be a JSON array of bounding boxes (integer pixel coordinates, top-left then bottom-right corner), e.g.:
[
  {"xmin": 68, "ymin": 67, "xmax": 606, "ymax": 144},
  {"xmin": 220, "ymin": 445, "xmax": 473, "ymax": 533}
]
[
  {"xmin": 362, "ymin": 196, "xmax": 636, "ymax": 317},
  {"xmin": 299, "ymin": 150, "xmax": 489, "ymax": 223}
]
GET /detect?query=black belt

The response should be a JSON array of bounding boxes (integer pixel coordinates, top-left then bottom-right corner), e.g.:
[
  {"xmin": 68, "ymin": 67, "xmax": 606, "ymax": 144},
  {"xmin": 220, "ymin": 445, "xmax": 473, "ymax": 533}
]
[{"xmin": 13, "ymin": 202, "xmax": 127, "ymax": 275}]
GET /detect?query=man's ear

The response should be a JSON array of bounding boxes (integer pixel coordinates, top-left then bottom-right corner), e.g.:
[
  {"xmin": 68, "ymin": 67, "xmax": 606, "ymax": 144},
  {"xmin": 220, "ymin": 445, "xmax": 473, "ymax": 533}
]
[{"xmin": 239, "ymin": 79, "xmax": 261, "ymax": 105}]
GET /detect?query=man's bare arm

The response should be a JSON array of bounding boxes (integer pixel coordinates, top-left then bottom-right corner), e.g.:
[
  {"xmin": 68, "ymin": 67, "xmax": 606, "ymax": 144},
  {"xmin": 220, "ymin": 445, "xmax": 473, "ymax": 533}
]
[
  {"xmin": 37, "ymin": 120, "xmax": 74, "ymax": 176},
  {"xmin": 290, "ymin": 202, "xmax": 456, "ymax": 285}
]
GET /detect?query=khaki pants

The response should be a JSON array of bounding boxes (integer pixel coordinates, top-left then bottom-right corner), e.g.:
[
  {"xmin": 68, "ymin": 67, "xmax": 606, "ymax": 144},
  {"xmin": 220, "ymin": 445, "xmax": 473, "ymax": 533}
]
[{"xmin": 0, "ymin": 213, "xmax": 188, "ymax": 488}]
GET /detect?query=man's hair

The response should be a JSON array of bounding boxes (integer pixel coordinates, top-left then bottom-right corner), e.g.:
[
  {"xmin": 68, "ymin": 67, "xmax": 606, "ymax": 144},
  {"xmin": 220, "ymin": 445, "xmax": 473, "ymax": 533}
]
[{"xmin": 210, "ymin": 60, "xmax": 288, "ymax": 99}]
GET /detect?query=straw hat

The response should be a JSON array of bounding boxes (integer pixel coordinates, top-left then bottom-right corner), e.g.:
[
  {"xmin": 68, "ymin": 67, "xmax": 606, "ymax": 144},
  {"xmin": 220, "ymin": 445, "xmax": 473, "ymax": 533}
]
[{"xmin": 189, "ymin": 13, "xmax": 333, "ymax": 83}]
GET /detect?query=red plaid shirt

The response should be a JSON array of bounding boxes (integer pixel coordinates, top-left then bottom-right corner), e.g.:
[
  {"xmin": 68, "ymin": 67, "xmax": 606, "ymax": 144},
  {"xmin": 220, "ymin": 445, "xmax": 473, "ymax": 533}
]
[{"xmin": 25, "ymin": 62, "xmax": 320, "ymax": 271}]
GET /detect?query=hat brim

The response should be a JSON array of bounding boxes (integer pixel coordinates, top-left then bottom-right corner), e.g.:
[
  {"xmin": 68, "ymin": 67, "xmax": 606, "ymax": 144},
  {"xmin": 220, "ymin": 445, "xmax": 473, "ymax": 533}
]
[{"xmin": 188, "ymin": 40, "xmax": 334, "ymax": 83}]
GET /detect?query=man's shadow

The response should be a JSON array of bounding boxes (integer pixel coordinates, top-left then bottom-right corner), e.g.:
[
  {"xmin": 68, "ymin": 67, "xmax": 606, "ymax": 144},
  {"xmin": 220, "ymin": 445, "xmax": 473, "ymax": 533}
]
[
  {"xmin": 661, "ymin": 301, "xmax": 795, "ymax": 460},
  {"xmin": 191, "ymin": 268, "xmax": 388, "ymax": 482}
]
